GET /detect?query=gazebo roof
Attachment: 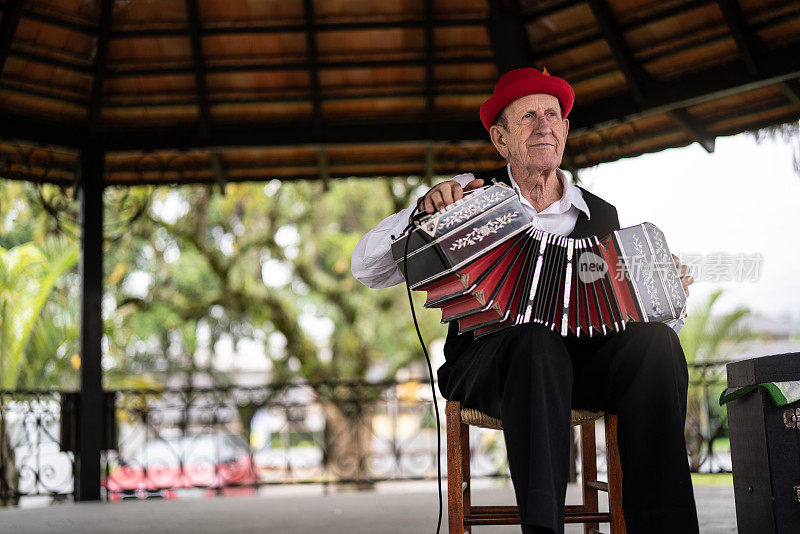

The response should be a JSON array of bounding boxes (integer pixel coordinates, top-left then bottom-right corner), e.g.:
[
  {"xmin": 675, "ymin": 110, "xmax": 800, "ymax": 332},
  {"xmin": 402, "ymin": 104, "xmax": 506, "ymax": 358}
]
[{"xmin": 1, "ymin": 0, "xmax": 799, "ymax": 186}]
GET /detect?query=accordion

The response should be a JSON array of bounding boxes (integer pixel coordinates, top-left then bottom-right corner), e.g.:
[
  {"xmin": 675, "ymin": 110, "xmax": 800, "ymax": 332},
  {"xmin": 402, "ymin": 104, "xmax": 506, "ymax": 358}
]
[{"xmin": 391, "ymin": 183, "xmax": 687, "ymax": 338}]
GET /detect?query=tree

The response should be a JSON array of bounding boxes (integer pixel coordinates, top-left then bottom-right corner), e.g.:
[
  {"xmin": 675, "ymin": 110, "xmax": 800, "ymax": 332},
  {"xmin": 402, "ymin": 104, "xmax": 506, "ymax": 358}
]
[{"xmin": 105, "ymin": 178, "xmax": 444, "ymax": 480}]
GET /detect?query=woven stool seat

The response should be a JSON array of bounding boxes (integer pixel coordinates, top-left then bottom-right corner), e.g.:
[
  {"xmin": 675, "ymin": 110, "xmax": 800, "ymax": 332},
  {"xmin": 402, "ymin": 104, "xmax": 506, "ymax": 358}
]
[{"xmin": 460, "ymin": 407, "xmax": 603, "ymax": 430}]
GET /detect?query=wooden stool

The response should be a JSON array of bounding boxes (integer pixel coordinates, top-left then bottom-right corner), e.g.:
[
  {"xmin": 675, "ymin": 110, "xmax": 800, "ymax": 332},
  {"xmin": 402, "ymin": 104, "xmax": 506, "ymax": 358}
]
[{"xmin": 446, "ymin": 401, "xmax": 626, "ymax": 534}]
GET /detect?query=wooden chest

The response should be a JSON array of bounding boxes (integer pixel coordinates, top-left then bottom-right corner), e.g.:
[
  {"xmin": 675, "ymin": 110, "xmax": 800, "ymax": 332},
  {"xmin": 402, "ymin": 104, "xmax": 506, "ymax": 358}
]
[{"xmin": 726, "ymin": 352, "xmax": 800, "ymax": 534}]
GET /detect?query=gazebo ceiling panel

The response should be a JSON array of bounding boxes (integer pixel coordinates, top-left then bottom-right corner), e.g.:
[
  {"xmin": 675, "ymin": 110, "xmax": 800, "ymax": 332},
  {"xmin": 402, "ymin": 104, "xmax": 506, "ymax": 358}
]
[
  {"xmin": 0, "ymin": 86, "xmax": 86, "ymax": 122},
  {"xmin": 107, "ymin": 36, "xmax": 191, "ymax": 64},
  {"xmin": 756, "ymin": 18, "xmax": 800, "ymax": 48},
  {"xmin": 2, "ymin": 56, "xmax": 92, "ymax": 94},
  {"xmin": 624, "ymin": 4, "xmax": 722, "ymax": 49},
  {"xmin": 319, "ymin": 66, "xmax": 425, "ymax": 90},
  {"xmin": 706, "ymin": 103, "xmax": 800, "ymax": 134},
  {"xmin": 570, "ymin": 70, "xmax": 627, "ymax": 102},
  {"xmin": 196, "ymin": 0, "xmax": 306, "ymax": 23},
  {"xmin": 201, "ymin": 34, "xmax": 307, "ymax": 62},
  {"xmin": 321, "ymin": 96, "xmax": 427, "ymax": 119},
  {"xmin": 1, "ymin": 0, "xmax": 799, "ymax": 185},
  {"xmin": 685, "ymin": 85, "xmax": 786, "ymax": 119},
  {"xmin": 101, "ymin": 104, "xmax": 199, "ymax": 125},
  {"xmin": 208, "ymin": 101, "xmax": 312, "ymax": 123},
  {"xmin": 316, "ymin": 28, "xmax": 425, "ymax": 62},
  {"xmin": 113, "ymin": 0, "xmax": 186, "ymax": 29},
  {"xmin": 14, "ymin": 17, "xmax": 95, "ymax": 57},
  {"xmin": 526, "ymin": 3, "xmax": 596, "ymax": 50},
  {"xmin": 432, "ymin": 0, "xmax": 488, "ymax": 20},
  {"xmin": 644, "ymin": 39, "xmax": 740, "ymax": 81},
  {"xmin": 104, "ymin": 74, "xmax": 196, "ymax": 98},
  {"xmin": 313, "ymin": 0, "xmax": 426, "ymax": 23},
  {"xmin": 435, "ymin": 26, "xmax": 491, "ymax": 54},
  {"xmin": 205, "ymin": 71, "xmax": 310, "ymax": 95},
  {"xmin": 29, "ymin": 0, "xmax": 99, "ymax": 23}
]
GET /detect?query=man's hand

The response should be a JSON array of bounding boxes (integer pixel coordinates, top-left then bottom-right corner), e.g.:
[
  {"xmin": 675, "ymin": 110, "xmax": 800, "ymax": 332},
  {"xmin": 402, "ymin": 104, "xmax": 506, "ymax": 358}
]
[
  {"xmin": 417, "ymin": 178, "xmax": 485, "ymax": 214},
  {"xmin": 672, "ymin": 254, "xmax": 694, "ymax": 297}
]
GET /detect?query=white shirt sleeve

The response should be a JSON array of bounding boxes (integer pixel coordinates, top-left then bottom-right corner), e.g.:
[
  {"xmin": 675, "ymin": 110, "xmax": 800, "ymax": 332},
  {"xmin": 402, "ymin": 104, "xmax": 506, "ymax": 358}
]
[
  {"xmin": 350, "ymin": 173, "xmax": 476, "ymax": 288},
  {"xmin": 667, "ymin": 317, "xmax": 686, "ymax": 336}
]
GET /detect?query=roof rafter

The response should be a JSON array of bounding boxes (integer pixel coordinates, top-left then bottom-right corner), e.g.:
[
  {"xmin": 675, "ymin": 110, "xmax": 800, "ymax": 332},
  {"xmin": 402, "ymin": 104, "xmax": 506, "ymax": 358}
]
[
  {"xmin": 303, "ymin": 0, "xmax": 322, "ymax": 140},
  {"xmin": 588, "ymin": 0, "xmax": 715, "ymax": 152},
  {"xmin": 716, "ymin": 0, "xmax": 761, "ymax": 76},
  {"xmin": 185, "ymin": 0, "xmax": 226, "ymax": 191},
  {"xmin": 88, "ymin": 0, "xmax": 112, "ymax": 138},
  {"xmin": 0, "ymin": 0, "xmax": 25, "ymax": 76},
  {"xmin": 424, "ymin": 0, "xmax": 435, "ymax": 136},
  {"xmin": 486, "ymin": 0, "xmax": 534, "ymax": 75},
  {"xmin": 669, "ymin": 109, "xmax": 715, "ymax": 153},
  {"xmin": 716, "ymin": 0, "xmax": 800, "ymax": 111},
  {"xmin": 587, "ymin": 0, "xmax": 648, "ymax": 106}
]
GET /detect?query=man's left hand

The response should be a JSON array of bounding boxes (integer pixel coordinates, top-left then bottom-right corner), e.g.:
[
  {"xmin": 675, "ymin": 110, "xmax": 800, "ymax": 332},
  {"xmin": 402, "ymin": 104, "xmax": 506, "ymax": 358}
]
[{"xmin": 672, "ymin": 254, "xmax": 693, "ymax": 297}]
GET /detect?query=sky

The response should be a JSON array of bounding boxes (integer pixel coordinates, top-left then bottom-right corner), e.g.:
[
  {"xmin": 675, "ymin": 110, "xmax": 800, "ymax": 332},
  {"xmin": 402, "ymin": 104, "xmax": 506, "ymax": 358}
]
[{"xmin": 580, "ymin": 130, "xmax": 800, "ymax": 323}]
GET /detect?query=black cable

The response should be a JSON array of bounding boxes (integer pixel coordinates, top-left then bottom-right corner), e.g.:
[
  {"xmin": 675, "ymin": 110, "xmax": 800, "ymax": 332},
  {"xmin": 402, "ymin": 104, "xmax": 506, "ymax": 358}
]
[{"xmin": 402, "ymin": 205, "xmax": 443, "ymax": 534}]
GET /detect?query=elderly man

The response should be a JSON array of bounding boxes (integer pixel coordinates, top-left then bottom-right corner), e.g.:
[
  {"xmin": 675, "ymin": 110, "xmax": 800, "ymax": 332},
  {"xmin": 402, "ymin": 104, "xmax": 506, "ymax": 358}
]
[{"xmin": 351, "ymin": 68, "xmax": 699, "ymax": 534}]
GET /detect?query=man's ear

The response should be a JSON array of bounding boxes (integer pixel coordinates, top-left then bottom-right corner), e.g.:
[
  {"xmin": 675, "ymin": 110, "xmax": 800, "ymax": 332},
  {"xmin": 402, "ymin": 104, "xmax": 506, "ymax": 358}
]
[
  {"xmin": 563, "ymin": 118, "xmax": 569, "ymax": 139},
  {"xmin": 489, "ymin": 125, "xmax": 509, "ymax": 159}
]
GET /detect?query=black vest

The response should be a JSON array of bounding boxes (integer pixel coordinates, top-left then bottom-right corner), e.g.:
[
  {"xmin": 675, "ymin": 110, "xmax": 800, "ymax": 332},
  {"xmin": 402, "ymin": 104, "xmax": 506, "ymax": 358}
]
[{"xmin": 439, "ymin": 167, "xmax": 621, "ymax": 370}]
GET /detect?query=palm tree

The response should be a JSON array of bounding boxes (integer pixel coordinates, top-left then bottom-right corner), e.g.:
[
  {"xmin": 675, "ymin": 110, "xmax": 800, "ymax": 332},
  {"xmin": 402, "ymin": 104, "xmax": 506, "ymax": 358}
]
[
  {"xmin": 679, "ymin": 288, "xmax": 760, "ymax": 471},
  {"xmin": 0, "ymin": 239, "xmax": 78, "ymax": 505}
]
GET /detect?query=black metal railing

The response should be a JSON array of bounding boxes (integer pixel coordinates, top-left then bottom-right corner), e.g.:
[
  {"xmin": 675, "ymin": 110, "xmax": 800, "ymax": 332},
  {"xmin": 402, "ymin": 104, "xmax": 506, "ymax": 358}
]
[{"xmin": 0, "ymin": 365, "xmax": 730, "ymax": 506}]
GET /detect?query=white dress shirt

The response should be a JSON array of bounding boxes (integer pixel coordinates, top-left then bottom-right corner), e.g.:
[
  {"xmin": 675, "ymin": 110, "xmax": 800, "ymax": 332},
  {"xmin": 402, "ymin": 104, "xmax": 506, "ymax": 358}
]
[{"xmin": 351, "ymin": 164, "xmax": 685, "ymax": 334}]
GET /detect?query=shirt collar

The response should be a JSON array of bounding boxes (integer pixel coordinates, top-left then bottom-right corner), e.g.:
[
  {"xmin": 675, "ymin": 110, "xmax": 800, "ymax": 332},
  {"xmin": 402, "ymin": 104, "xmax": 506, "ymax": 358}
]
[{"xmin": 506, "ymin": 164, "xmax": 591, "ymax": 220}]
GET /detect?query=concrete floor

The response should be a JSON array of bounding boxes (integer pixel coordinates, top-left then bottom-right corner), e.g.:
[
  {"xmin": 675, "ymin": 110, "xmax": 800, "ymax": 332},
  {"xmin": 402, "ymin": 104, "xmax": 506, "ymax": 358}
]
[{"xmin": 0, "ymin": 480, "xmax": 736, "ymax": 534}]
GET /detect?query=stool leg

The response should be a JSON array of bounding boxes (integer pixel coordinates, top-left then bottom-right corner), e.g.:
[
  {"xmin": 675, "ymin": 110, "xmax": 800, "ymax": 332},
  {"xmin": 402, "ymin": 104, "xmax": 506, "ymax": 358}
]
[
  {"xmin": 446, "ymin": 401, "xmax": 466, "ymax": 534},
  {"xmin": 605, "ymin": 414, "xmax": 626, "ymax": 534},
  {"xmin": 580, "ymin": 421, "xmax": 600, "ymax": 534},
  {"xmin": 460, "ymin": 418, "xmax": 471, "ymax": 534}
]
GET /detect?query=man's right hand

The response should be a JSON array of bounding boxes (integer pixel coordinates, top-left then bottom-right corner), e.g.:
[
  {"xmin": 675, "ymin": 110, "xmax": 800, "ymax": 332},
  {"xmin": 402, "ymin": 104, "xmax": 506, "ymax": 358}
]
[{"xmin": 416, "ymin": 178, "xmax": 485, "ymax": 214}]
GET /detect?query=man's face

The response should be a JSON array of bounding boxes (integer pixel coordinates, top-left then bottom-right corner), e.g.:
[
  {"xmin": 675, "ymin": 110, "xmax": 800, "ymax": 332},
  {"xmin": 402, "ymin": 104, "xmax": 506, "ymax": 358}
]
[{"xmin": 490, "ymin": 93, "xmax": 569, "ymax": 174}]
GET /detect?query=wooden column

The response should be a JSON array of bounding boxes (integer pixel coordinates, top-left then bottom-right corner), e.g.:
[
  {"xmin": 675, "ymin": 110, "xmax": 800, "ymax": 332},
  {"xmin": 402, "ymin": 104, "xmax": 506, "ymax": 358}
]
[{"xmin": 75, "ymin": 142, "xmax": 104, "ymax": 501}]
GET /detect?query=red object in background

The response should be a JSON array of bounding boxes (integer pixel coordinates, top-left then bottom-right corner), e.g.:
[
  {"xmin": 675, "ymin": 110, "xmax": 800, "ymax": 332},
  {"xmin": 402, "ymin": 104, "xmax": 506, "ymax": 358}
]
[{"xmin": 105, "ymin": 434, "xmax": 258, "ymax": 501}]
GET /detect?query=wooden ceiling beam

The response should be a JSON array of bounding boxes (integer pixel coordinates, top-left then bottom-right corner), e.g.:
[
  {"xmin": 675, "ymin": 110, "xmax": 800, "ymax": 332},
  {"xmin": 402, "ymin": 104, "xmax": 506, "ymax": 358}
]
[
  {"xmin": 715, "ymin": 0, "xmax": 800, "ymax": 111},
  {"xmin": 303, "ymin": 0, "xmax": 322, "ymax": 140},
  {"xmin": 716, "ymin": 0, "xmax": 761, "ymax": 76},
  {"xmin": 778, "ymin": 79, "xmax": 800, "ymax": 109},
  {"xmin": 424, "ymin": 0, "xmax": 435, "ymax": 130},
  {"xmin": 486, "ymin": 0, "xmax": 535, "ymax": 75},
  {"xmin": 0, "ymin": 0, "xmax": 25, "ymax": 76},
  {"xmin": 186, "ymin": 0, "xmax": 226, "ymax": 191},
  {"xmin": 88, "ymin": 0, "xmax": 112, "ymax": 138},
  {"xmin": 669, "ymin": 108, "xmax": 715, "ymax": 153},
  {"xmin": 587, "ymin": 0, "xmax": 715, "ymax": 153},
  {"xmin": 587, "ymin": 0, "xmax": 648, "ymax": 106},
  {"xmin": 186, "ymin": 0, "xmax": 211, "ymax": 139}
]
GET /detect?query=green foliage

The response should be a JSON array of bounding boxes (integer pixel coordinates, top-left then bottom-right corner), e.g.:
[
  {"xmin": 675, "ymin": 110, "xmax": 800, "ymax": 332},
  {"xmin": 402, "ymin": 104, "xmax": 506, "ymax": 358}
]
[
  {"xmin": 0, "ymin": 239, "xmax": 79, "ymax": 389},
  {"xmin": 679, "ymin": 288, "xmax": 758, "ymax": 365},
  {"xmin": 102, "ymin": 177, "xmax": 444, "ymax": 391},
  {"xmin": 0, "ymin": 176, "xmax": 446, "ymax": 392}
]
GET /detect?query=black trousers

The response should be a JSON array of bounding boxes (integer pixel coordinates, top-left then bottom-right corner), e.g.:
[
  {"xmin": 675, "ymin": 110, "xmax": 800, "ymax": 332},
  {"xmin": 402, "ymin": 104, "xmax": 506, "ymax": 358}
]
[{"xmin": 440, "ymin": 321, "xmax": 700, "ymax": 534}]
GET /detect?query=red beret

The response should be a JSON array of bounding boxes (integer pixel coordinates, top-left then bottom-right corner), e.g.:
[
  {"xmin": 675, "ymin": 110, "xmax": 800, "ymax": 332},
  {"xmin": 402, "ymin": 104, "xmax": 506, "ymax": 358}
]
[{"xmin": 479, "ymin": 67, "xmax": 575, "ymax": 132}]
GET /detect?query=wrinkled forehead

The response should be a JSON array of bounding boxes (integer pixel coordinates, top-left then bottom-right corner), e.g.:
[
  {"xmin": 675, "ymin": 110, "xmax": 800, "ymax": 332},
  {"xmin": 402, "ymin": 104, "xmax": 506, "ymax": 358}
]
[{"xmin": 506, "ymin": 93, "xmax": 562, "ymax": 114}]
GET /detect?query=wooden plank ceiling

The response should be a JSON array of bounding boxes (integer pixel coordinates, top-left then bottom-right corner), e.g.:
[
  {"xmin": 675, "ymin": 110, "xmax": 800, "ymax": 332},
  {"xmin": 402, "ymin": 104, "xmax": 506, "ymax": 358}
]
[{"xmin": 0, "ymin": 0, "xmax": 798, "ymax": 186}]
